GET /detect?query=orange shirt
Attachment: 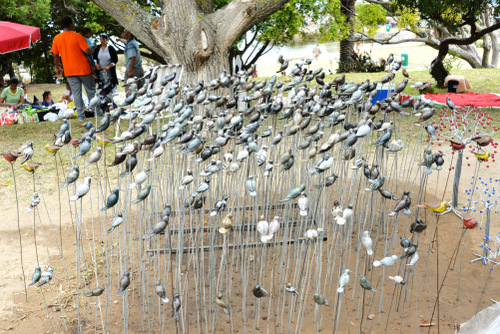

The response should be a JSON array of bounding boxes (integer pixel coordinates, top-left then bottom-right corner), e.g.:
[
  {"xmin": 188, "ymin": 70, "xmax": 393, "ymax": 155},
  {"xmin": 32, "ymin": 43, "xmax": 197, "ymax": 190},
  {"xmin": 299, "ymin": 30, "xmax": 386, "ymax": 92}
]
[{"xmin": 51, "ymin": 31, "xmax": 91, "ymax": 76}]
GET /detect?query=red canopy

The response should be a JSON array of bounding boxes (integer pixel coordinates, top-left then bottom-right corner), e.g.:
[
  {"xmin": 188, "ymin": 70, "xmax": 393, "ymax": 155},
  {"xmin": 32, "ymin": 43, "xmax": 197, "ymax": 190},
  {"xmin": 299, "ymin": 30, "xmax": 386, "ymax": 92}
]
[{"xmin": 0, "ymin": 21, "xmax": 41, "ymax": 54}]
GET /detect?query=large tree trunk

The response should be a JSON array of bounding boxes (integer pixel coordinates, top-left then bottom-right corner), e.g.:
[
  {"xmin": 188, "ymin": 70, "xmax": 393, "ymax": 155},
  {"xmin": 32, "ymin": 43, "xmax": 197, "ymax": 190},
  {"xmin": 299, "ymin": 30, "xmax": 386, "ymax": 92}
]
[
  {"xmin": 490, "ymin": 32, "xmax": 499, "ymax": 68},
  {"xmin": 91, "ymin": 0, "xmax": 290, "ymax": 83},
  {"xmin": 339, "ymin": 0, "xmax": 356, "ymax": 70},
  {"xmin": 430, "ymin": 42, "xmax": 450, "ymax": 87}
]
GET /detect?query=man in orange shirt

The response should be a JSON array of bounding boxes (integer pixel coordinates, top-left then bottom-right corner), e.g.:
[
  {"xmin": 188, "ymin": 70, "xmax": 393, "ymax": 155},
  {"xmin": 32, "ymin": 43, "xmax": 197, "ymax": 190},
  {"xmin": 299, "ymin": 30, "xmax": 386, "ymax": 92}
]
[{"xmin": 51, "ymin": 16, "xmax": 96, "ymax": 121}]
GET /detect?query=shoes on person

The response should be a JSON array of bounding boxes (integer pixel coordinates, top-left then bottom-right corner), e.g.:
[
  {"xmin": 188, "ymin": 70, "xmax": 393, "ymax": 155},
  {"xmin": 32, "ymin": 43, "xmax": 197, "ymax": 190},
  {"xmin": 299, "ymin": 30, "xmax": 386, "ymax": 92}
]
[{"xmin": 77, "ymin": 117, "xmax": 85, "ymax": 121}]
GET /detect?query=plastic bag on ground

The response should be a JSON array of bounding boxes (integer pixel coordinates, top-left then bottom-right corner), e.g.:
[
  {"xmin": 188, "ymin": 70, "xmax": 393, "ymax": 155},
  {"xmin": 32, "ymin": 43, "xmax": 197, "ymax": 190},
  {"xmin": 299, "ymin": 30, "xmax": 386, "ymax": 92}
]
[{"xmin": 460, "ymin": 302, "xmax": 500, "ymax": 333}]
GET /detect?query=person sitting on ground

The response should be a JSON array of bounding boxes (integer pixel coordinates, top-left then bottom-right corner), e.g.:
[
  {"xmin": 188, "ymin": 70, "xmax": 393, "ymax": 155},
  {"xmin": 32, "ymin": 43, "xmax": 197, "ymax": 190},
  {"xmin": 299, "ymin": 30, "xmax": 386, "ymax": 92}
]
[
  {"xmin": 20, "ymin": 84, "xmax": 32, "ymax": 104},
  {"xmin": 61, "ymin": 82, "xmax": 73, "ymax": 103},
  {"xmin": 41, "ymin": 91, "xmax": 54, "ymax": 107},
  {"xmin": 0, "ymin": 77, "xmax": 24, "ymax": 110}
]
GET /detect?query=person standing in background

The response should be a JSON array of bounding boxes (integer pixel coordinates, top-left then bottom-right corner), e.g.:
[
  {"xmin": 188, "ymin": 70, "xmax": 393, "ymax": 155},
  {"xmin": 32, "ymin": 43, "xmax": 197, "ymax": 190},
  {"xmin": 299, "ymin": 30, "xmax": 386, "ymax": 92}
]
[
  {"xmin": 312, "ymin": 45, "xmax": 322, "ymax": 60},
  {"xmin": 94, "ymin": 33, "xmax": 119, "ymax": 113},
  {"xmin": 51, "ymin": 16, "xmax": 96, "ymax": 121},
  {"xmin": 122, "ymin": 29, "xmax": 144, "ymax": 93},
  {"xmin": 82, "ymin": 27, "xmax": 98, "ymax": 79}
]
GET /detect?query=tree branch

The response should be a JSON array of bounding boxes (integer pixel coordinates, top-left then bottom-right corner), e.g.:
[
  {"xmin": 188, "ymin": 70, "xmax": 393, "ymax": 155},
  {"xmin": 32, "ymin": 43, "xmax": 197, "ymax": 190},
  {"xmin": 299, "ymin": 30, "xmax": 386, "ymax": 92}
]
[
  {"xmin": 91, "ymin": 0, "xmax": 173, "ymax": 62},
  {"xmin": 211, "ymin": 0, "xmax": 290, "ymax": 51},
  {"xmin": 438, "ymin": 22, "xmax": 500, "ymax": 60},
  {"xmin": 364, "ymin": 0, "xmax": 391, "ymax": 11},
  {"xmin": 245, "ymin": 40, "xmax": 272, "ymax": 68}
]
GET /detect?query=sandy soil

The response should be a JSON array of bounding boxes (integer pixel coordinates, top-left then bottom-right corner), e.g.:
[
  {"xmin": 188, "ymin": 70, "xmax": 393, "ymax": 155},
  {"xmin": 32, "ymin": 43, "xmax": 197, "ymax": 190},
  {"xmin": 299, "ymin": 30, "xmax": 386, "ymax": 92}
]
[{"xmin": 0, "ymin": 134, "xmax": 499, "ymax": 334}]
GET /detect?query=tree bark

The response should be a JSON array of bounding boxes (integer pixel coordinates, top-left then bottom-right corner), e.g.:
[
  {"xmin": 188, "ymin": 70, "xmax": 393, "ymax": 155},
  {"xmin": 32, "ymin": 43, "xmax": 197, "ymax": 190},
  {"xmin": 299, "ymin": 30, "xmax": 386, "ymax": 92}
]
[
  {"xmin": 339, "ymin": 0, "xmax": 356, "ymax": 70},
  {"xmin": 429, "ymin": 21, "xmax": 500, "ymax": 87},
  {"xmin": 91, "ymin": 0, "xmax": 291, "ymax": 82}
]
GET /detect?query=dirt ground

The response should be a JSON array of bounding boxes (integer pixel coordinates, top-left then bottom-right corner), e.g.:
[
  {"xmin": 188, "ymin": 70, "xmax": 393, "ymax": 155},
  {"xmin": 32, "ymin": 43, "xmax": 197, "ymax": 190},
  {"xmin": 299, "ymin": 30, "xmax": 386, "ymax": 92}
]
[{"xmin": 0, "ymin": 136, "xmax": 499, "ymax": 334}]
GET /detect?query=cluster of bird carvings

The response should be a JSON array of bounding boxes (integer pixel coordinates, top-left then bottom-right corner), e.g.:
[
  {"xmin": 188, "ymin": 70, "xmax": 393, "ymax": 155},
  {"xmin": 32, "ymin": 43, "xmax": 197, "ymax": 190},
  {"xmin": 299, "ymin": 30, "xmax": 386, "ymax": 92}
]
[{"xmin": 1, "ymin": 54, "xmax": 497, "ymax": 323}]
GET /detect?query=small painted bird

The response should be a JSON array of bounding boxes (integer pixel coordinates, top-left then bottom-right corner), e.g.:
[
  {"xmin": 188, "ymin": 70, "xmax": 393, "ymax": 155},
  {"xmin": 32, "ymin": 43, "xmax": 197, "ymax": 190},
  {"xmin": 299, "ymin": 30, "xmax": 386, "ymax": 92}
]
[
  {"xmin": 120, "ymin": 153, "xmax": 138, "ymax": 177},
  {"xmin": 131, "ymin": 184, "xmax": 152, "ymax": 204},
  {"xmin": 298, "ymin": 192, "xmax": 308, "ymax": 216},
  {"xmin": 253, "ymin": 284, "xmax": 268, "ymax": 298},
  {"xmin": 215, "ymin": 292, "xmax": 230, "ymax": 314},
  {"xmin": 471, "ymin": 148, "xmax": 490, "ymax": 161},
  {"xmin": 171, "ymin": 293, "xmax": 181, "ymax": 318},
  {"xmin": 472, "ymin": 135, "xmax": 493, "ymax": 147},
  {"xmin": 417, "ymin": 201, "xmax": 450, "ymax": 214},
  {"xmin": 313, "ymin": 293, "xmax": 330, "ymax": 306},
  {"xmin": 116, "ymin": 272, "xmax": 130, "ymax": 296},
  {"xmin": 21, "ymin": 142, "xmax": 34, "ymax": 165},
  {"xmin": 407, "ymin": 252, "xmax": 419, "ymax": 266},
  {"xmin": 129, "ymin": 170, "xmax": 149, "ymax": 190},
  {"xmin": 155, "ymin": 281, "xmax": 169, "ymax": 303},
  {"xmin": 61, "ymin": 165, "xmax": 80, "ymax": 188},
  {"xmin": 26, "ymin": 192, "xmax": 40, "ymax": 213},
  {"xmin": 101, "ymin": 188, "xmax": 120, "ymax": 211},
  {"xmin": 449, "ymin": 139, "xmax": 465, "ymax": 151},
  {"xmin": 2, "ymin": 149, "xmax": 21, "ymax": 163},
  {"xmin": 463, "ymin": 214, "xmax": 478, "ymax": 229},
  {"xmin": 96, "ymin": 133, "xmax": 112, "ymax": 146},
  {"xmin": 388, "ymin": 191, "xmax": 412, "ymax": 216},
  {"xmin": 410, "ymin": 218, "xmax": 427, "ymax": 233},
  {"xmin": 83, "ymin": 147, "xmax": 102, "ymax": 167},
  {"xmin": 337, "ymin": 269, "xmax": 351, "ymax": 293},
  {"xmin": 365, "ymin": 175, "xmax": 385, "ymax": 192},
  {"xmin": 246, "ymin": 175, "xmax": 257, "ymax": 197},
  {"xmin": 219, "ymin": 214, "xmax": 233, "ymax": 234},
  {"xmin": 142, "ymin": 220, "xmax": 168, "ymax": 239},
  {"xmin": 37, "ymin": 267, "xmax": 54, "ymax": 287},
  {"xmin": 421, "ymin": 148, "xmax": 434, "ymax": 174},
  {"xmin": 85, "ymin": 287, "xmax": 105, "ymax": 297},
  {"xmin": 28, "ymin": 266, "xmax": 41, "ymax": 286},
  {"xmin": 107, "ymin": 213, "xmax": 124, "ymax": 233},
  {"xmin": 22, "ymin": 161, "xmax": 42, "ymax": 172},
  {"xmin": 44, "ymin": 144, "xmax": 62, "ymax": 155},
  {"xmin": 361, "ymin": 231, "xmax": 373, "ymax": 256},
  {"xmin": 360, "ymin": 275, "xmax": 376, "ymax": 292},
  {"xmin": 279, "ymin": 184, "xmax": 305, "ymax": 202},
  {"xmin": 285, "ymin": 283, "xmax": 299, "ymax": 295},
  {"xmin": 373, "ymin": 255, "xmax": 398, "ymax": 267},
  {"xmin": 401, "ymin": 244, "xmax": 418, "ymax": 259},
  {"xmin": 73, "ymin": 137, "xmax": 92, "ymax": 161},
  {"xmin": 210, "ymin": 195, "xmax": 228, "ymax": 217},
  {"xmin": 179, "ymin": 170, "xmax": 194, "ymax": 190},
  {"xmin": 70, "ymin": 177, "xmax": 92, "ymax": 201},
  {"xmin": 388, "ymin": 275, "xmax": 405, "ymax": 285}
]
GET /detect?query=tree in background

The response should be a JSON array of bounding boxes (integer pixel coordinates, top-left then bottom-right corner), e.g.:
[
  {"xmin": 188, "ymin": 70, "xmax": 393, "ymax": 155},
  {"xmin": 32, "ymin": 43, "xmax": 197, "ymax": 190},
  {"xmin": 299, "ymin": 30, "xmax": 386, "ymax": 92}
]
[
  {"xmin": 364, "ymin": 0, "xmax": 500, "ymax": 87},
  {"xmin": 0, "ymin": 0, "xmax": 51, "ymax": 81},
  {"xmin": 89, "ymin": 0, "xmax": 359, "ymax": 81}
]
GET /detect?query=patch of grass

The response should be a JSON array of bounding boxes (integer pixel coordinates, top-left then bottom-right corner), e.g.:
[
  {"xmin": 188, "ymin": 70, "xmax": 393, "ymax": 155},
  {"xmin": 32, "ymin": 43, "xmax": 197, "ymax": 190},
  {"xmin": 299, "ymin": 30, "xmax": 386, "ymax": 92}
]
[{"xmin": 321, "ymin": 68, "xmax": 500, "ymax": 95}]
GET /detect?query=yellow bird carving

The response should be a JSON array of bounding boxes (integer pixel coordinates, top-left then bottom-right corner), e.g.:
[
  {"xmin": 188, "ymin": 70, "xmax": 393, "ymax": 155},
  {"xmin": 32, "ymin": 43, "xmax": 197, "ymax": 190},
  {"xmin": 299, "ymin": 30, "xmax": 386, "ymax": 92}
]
[
  {"xmin": 472, "ymin": 149, "xmax": 490, "ymax": 161},
  {"xmin": 417, "ymin": 201, "xmax": 449, "ymax": 214},
  {"xmin": 96, "ymin": 134, "xmax": 112, "ymax": 147},
  {"xmin": 22, "ymin": 161, "xmax": 42, "ymax": 172},
  {"xmin": 44, "ymin": 143, "xmax": 62, "ymax": 155}
]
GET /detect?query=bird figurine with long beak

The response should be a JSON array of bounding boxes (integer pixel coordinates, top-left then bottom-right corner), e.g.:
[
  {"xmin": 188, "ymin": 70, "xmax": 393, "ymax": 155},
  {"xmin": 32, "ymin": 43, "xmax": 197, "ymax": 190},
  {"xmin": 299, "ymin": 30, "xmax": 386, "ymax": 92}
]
[
  {"xmin": 471, "ymin": 148, "xmax": 490, "ymax": 162},
  {"xmin": 417, "ymin": 201, "xmax": 450, "ymax": 214}
]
